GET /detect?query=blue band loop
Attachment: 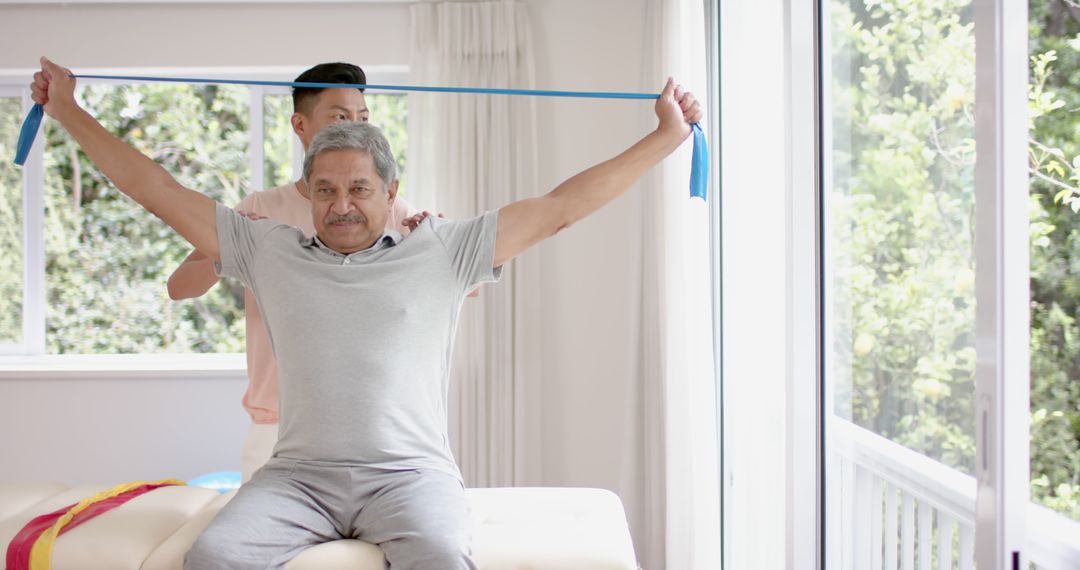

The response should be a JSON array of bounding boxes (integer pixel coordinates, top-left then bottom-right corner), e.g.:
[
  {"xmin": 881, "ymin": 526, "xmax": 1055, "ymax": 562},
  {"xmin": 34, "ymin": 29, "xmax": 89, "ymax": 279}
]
[
  {"xmin": 14, "ymin": 74, "xmax": 708, "ymax": 200},
  {"xmin": 13, "ymin": 103, "xmax": 43, "ymax": 166},
  {"xmin": 690, "ymin": 123, "xmax": 708, "ymax": 201}
]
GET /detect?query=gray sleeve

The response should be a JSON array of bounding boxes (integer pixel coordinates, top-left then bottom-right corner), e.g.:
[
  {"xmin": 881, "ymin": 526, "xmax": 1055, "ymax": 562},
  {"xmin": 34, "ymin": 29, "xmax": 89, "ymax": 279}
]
[
  {"xmin": 214, "ymin": 202, "xmax": 279, "ymax": 288},
  {"xmin": 430, "ymin": 209, "xmax": 503, "ymax": 292}
]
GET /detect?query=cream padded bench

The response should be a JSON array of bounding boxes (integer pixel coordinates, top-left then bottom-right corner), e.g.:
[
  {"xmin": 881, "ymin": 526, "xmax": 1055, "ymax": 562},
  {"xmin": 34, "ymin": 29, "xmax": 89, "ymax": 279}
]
[{"xmin": 0, "ymin": 483, "xmax": 637, "ymax": 569}]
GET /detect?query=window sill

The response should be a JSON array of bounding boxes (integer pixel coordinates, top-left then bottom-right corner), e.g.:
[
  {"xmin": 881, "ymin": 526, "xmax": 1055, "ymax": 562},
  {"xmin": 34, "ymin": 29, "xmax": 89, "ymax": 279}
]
[{"xmin": 0, "ymin": 353, "xmax": 246, "ymax": 380}]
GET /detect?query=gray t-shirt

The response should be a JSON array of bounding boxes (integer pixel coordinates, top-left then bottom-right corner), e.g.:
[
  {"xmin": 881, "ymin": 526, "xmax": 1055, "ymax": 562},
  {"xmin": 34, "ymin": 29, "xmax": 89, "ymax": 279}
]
[{"xmin": 215, "ymin": 203, "xmax": 502, "ymax": 480}]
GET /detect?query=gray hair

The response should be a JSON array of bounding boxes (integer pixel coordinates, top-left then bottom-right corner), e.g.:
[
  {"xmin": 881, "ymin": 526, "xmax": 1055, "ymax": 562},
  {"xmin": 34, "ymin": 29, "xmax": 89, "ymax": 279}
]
[{"xmin": 302, "ymin": 122, "xmax": 397, "ymax": 191}]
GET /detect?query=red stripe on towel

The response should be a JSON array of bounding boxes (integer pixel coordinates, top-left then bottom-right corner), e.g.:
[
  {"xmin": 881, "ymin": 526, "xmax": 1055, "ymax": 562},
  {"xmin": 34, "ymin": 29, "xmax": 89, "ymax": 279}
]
[{"xmin": 6, "ymin": 483, "xmax": 178, "ymax": 570}]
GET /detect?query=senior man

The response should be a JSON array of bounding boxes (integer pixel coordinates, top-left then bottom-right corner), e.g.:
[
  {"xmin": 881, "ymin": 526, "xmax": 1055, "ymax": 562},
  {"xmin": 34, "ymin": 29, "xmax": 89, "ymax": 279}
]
[
  {"xmin": 31, "ymin": 55, "xmax": 702, "ymax": 569},
  {"xmin": 165, "ymin": 61, "xmax": 424, "ymax": 483}
]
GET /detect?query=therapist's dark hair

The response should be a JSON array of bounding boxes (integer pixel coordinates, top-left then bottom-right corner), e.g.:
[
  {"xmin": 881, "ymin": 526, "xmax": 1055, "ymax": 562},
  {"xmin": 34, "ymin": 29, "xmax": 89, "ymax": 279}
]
[{"xmin": 292, "ymin": 63, "xmax": 367, "ymax": 115}]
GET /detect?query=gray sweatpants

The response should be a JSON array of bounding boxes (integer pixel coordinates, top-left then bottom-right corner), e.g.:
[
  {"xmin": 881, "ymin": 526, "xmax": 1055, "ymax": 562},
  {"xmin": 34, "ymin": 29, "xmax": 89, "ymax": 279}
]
[{"xmin": 183, "ymin": 458, "xmax": 477, "ymax": 570}]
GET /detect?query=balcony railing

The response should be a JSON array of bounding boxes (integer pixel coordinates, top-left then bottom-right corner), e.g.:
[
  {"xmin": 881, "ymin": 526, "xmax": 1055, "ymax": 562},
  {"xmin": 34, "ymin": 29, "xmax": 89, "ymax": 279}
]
[{"xmin": 828, "ymin": 417, "xmax": 1080, "ymax": 569}]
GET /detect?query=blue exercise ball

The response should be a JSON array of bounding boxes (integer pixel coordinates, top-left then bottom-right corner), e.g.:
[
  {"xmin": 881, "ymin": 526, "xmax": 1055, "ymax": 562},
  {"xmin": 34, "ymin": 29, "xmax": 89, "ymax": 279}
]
[{"xmin": 188, "ymin": 471, "xmax": 241, "ymax": 493}]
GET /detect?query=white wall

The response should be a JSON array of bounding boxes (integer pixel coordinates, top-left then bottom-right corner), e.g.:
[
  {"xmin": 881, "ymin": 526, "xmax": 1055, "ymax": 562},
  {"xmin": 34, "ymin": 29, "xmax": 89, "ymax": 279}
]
[
  {"xmin": 0, "ymin": 3, "xmax": 410, "ymax": 70},
  {"xmin": 0, "ymin": 0, "xmax": 658, "ymax": 561},
  {"xmin": 0, "ymin": 372, "xmax": 248, "ymax": 484},
  {"xmin": 526, "ymin": 0, "xmax": 649, "ymax": 558}
]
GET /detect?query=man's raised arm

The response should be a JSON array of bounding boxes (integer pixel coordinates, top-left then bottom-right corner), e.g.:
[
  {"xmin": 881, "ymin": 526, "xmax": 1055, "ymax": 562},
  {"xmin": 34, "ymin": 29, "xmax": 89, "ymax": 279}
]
[
  {"xmin": 493, "ymin": 78, "xmax": 702, "ymax": 267},
  {"xmin": 31, "ymin": 57, "xmax": 220, "ymax": 260}
]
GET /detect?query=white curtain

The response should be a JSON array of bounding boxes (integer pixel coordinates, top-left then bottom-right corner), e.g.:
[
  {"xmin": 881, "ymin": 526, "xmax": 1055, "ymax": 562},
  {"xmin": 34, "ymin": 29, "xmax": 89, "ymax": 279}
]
[
  {"xmin": 639, "ymin": 0, "xmax": 722, "ymax": 568},
  {"xmin": 405, "ymin": 0, "xmax": 539, "ymax": 488}
]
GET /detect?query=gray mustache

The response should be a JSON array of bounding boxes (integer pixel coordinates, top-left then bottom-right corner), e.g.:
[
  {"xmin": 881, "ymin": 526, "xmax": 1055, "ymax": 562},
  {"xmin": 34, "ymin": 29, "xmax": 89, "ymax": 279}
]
[{"xmin": 325, "ymin": 213, "xmax": 365, "ymax": 224}]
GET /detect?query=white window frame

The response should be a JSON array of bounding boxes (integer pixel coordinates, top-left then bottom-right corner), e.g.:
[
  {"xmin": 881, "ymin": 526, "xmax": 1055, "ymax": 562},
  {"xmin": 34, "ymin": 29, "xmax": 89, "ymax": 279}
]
[
  {"xmin": 0, "ymin": 85, "xmax": 45, "ymax": 357},
  {"xmin": 786, "ymin": 0, "xmax": 821, "ymax": 567},
  {"xmin": 0, "ymin": 65, "xmax": 407, "ymax": 374},
  {"xmin": 973, "ymin": 0, "xmax": 1029, "ymax": 566},
  {"xmin": 704, "ymin": 0, "xmax": 729, "ymax": 565}
]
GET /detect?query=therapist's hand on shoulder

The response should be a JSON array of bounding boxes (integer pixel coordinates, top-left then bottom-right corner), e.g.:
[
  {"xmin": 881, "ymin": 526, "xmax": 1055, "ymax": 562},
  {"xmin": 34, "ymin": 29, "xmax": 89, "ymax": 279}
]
[{"xmin": 402, "ymin": 211, "xmax": 443, "ymax": 231}]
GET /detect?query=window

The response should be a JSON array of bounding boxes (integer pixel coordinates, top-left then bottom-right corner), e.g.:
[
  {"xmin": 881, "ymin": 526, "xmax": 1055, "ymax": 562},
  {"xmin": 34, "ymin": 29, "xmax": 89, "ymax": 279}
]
[
  {"xmin": 262, "ymin": 91, "xmax": 297, "ymax": 191},
  {"xmin": 0, "ymin": 93, "xmax": 23, "ymax": 347},
  {"xmin": 365, "ymin": 93, "xmax": 409, "ymax": 193},
  {"xmin": 822, "ymin": 1, "xmax": 1080, "ymax": 567},
  {"xmin": 823, "ymin": 1, "xmax": 978, "ymax": 567},
  {"xmin": 43, "ymin": 83, "xmax": 250, "ymax": 354},
  {"xmin": 1028, "ymin": 0, "xmax": 1080, "ymax": 525},
  {"xmin": 2, "ymin": 71, "xmax": 409, "ymax": 357}
]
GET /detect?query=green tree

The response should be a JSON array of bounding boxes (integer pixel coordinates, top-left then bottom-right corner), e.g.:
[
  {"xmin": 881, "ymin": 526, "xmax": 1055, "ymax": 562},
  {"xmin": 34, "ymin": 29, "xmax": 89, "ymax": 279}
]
[
  {"xmin": 366, "ymin": 94, "xmax": 409, "ymax": 194},
  {"xmin": 1027, "ymin": 0, "xmax": 1080, "ymax": 521},
  {"xmin": 833, "ymin": 0, "xmax": 1080, "ymax": 520},
  {"xmin": 0, "ymin": 97, "xmax": 24, "ymax": 345},
  {"xmin": 830, "ymin": 0, "xmax": 978, "ymax": 472},
  {"xmin": 43, "ymin": 83, "xmax": 250, "ymax": 353}
]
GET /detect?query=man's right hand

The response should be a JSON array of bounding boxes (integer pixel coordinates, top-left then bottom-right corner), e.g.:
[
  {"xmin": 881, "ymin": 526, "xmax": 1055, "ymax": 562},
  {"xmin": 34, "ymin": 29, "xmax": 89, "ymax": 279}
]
[
  {"xmin": 31, "ymin": 57, "xmax": 79, "ymax": 121},
  {"xmin": 31, "ymin": 55, "xmax": 223, "ymax": 263}
]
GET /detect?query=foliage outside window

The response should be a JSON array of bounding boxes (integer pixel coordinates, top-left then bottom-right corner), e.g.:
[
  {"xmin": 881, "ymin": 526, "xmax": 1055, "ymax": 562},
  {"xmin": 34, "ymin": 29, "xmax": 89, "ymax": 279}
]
[
  {"xmin": 43, "ymin": 84, "xmax": 250, "ymax": 354},
  {"xmin": 830, "ymin": 0, "xmax": 1079, "ymax": 522},
  {"xmin": 0, "ymin": 97, "xmax": 24, "ymax": 345},
  {"xmin": 1, "ymin": 83, "xmax": 408, "ymax": 356},
  {"xmin": 1028, "ymin": 0, "xmax": 1080, "ymax": 522}
]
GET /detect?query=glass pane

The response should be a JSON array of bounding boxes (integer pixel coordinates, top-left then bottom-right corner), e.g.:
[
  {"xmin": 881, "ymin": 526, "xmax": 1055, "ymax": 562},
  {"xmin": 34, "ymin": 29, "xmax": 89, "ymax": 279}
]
[
  {"xmin": 0, "ymin": 97, "xmax": 23, "ymax": 345},
  {"xmin": 824, "ymin": 0, "xmax": 978, "ymax": 567},
  {"xmin": 1028, "ymin": 0, "xmax": 1080, "ymax": 523},
  {"xmin": 43, "ymin": 83, "xmax": 248, "ymax": 354},
  {"xmin": 366, "ymin": 94, "xmax": 409, "ymax": 195},
  {"xmin": 263, "ymin": 93, "xmax": 295, "ymax": 189}
]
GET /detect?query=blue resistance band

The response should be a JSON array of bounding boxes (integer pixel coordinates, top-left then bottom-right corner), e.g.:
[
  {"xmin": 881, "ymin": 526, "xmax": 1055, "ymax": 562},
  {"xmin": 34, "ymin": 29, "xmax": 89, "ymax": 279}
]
[{"xmin": 14, "ymin": 74, "xmax": 707, "ymax": 200}]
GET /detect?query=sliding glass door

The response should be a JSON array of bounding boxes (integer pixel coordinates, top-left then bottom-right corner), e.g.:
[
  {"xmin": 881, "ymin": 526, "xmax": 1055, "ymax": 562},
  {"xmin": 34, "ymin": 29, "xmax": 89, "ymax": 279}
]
[
  {"xmin": 1023, "ymin": 1, "xmax": 1080, "ymax": 567},
  {"xmin": 823, "ymin": 1, "xmax": 980, "ymax": 566},
  {"xmin": 821, "ymin": 0, "xmax": 1033, "ymax": 566}
]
